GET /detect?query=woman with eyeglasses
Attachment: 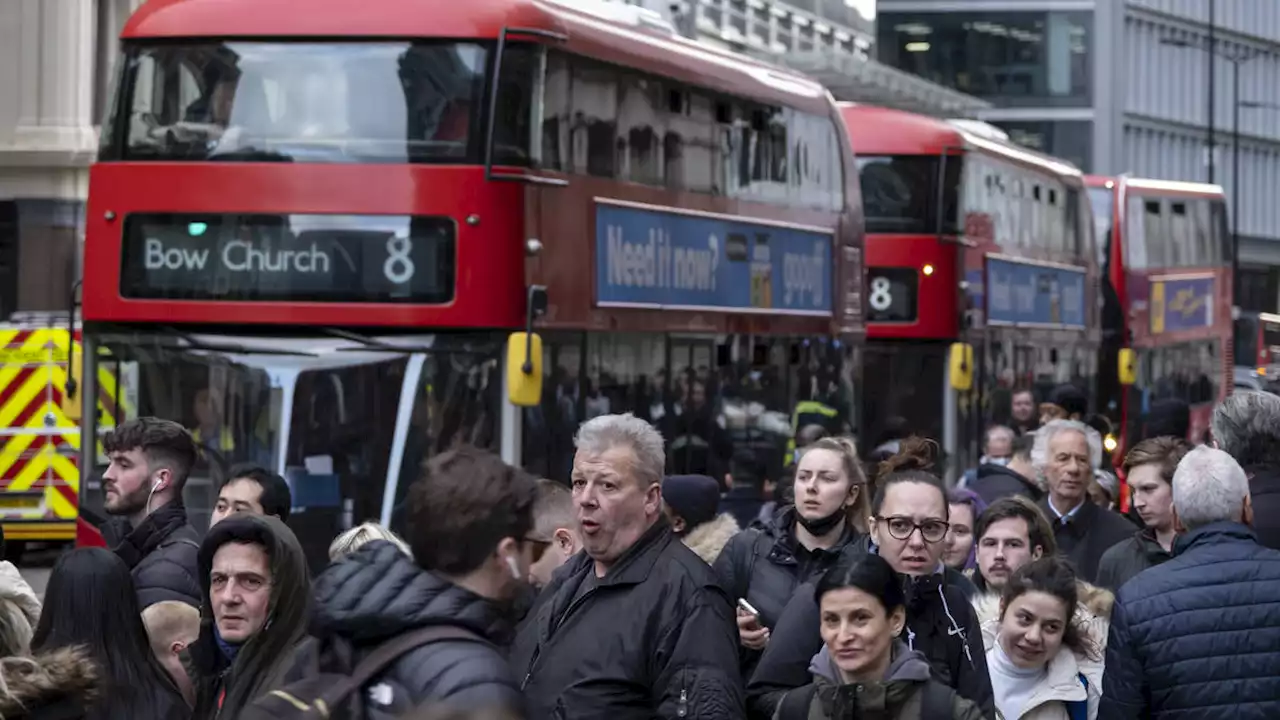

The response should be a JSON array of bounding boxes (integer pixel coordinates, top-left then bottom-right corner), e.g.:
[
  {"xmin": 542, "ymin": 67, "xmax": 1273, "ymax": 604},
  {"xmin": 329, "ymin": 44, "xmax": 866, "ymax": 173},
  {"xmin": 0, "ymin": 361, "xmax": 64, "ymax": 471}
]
[
  {"xmin": 747, "ymin": 438, "xmax": 994, "ymax": 719},
  {"xmin": 772, "ymin": 554, "xmax": 987, "ymax": 720}
]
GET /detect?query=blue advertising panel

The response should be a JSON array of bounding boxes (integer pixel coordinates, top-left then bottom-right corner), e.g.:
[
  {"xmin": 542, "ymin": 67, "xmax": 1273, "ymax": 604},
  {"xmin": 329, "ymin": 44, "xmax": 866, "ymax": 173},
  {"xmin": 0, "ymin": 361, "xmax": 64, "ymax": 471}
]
[
  {"xmin": 986, "ymin": 256, "xmax": 1086, "ymax": 328},
  {"xmin": 595, "ymin": 202, "xmax": 833, "ymax": 315},
  {"xmin": 1150, "ymin": 276, "xmax": 1215, "ymax": 334}
]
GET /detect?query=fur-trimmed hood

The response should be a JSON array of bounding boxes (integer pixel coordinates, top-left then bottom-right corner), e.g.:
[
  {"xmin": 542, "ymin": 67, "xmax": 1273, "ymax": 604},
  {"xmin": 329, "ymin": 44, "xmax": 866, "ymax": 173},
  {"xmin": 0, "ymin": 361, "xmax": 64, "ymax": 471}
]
[
  {"xmin": 0, "ymin": 646, "xmax": 98, "ymax": 717},
  {"xmin": 682, "ymin": 513, "xmax": 740, "ymax": 564},
  {"xmin": 972, "ymin": 579, "xmax": 1113, "ymax": 656},
  {"xmin": 0, "ymin": 561, "xmax": 40, "ymax": 656}
]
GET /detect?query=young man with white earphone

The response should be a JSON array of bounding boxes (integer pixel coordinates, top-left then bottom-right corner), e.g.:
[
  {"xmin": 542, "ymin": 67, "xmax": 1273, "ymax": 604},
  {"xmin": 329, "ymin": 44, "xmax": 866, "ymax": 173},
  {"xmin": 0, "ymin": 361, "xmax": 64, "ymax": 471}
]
[
  {"xmin": 301, "ymin": 445, "xmax": 537, "ymax": 717},
  {"xmin": 102, "ymin": 417, "xmax": 203, "ymax": 610}
]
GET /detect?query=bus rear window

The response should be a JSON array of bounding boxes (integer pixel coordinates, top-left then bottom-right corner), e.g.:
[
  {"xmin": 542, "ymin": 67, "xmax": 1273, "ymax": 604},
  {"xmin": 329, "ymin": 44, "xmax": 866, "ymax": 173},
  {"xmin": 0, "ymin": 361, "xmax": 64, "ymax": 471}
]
[
  {"xmin": 104, "ymin": 41, "xmax": 533, "ymax": 165},
  {"xmin": 855, "ymin": 155, "xmax": 960, "ymax": 235}
]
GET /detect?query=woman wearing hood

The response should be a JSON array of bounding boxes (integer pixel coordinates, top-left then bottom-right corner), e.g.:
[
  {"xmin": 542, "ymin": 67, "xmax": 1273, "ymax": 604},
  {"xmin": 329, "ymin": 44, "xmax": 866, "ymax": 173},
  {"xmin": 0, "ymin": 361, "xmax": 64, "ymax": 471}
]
[
  {"xmin": 715, "ymin": 436, "xmax": 869, "ymax": 678},
  {"xmin": 187, "ymin": 514, "xmax": 311, "ymax": 719},
  {"xmin": 772, "ymin": 554, "xmax": 985, "ymax": 719},
  {"xmin": 747, "ymin": 439, "xmax": 992, "ymax": 719},
  {"xmin": 981, "ymin": 557, "xmax": 1103, "ymax": 720}
]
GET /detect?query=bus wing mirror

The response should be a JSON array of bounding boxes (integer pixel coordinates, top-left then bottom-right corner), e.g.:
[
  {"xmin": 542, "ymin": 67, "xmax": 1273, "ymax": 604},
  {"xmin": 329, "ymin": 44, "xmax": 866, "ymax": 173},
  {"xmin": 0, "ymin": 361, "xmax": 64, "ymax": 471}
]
[
  {"xmin": 949, "ymin": 343, "xmax": 974, "ymax": 392},
  {"xmin": 507, "ymin": 332, "xmax": 543, "ymax": 407},
  {"xmin": 62, "ymin": 342, "xmax": 82, "ymax": 422},
  {"xmin": 507, "ymin": 285, "xmax": 548, "ymax": 407},
  {"xmin": 1118, "ymin": 348, "xmax": 1137, "ymax": 386}
]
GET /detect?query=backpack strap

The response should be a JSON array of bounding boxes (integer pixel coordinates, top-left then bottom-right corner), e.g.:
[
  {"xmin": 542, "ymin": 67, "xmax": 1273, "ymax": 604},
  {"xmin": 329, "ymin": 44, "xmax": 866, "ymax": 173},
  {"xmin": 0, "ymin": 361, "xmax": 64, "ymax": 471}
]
[
  {"xmin": 317, "ymin": 626, "xmax": 488, "ymax": 707},
  {"xmin": 920, "ymin": 680, "xmax": 957, "ymax": 719},
  {"xmin": 1066, "ymin": 673, "xmax": 1089, "ymax": 720},
  {"xmin": 775, "ymin": 685, "xmax": 817, "ymax": 720}
]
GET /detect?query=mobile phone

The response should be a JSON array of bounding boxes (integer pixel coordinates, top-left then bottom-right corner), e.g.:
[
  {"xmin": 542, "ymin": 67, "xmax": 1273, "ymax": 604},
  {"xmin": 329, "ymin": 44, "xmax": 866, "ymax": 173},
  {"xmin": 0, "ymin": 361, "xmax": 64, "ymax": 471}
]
[{"xmin": 737, "ymin": 598, "xmax": 760, "ymax": 616}]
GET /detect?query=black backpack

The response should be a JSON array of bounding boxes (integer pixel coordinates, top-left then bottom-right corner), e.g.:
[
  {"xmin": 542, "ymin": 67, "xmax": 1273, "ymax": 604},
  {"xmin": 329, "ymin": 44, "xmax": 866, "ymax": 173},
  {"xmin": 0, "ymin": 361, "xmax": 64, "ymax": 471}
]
[
  {"xmin": 776, "ymin": 680, "xmax": 957, "ymax": 719},
  {"xmin": 240, "ymin": 626, "xmax": 487, "ymax": 720}
]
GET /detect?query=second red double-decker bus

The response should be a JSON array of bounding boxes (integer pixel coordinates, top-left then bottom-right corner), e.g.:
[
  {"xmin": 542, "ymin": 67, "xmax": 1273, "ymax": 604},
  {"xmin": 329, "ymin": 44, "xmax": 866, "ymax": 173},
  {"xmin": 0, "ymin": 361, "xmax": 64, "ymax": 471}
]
[
  {"xmin": 76, "ymin": 0, "xmax": 863, "ymax": 557},
  {"xmin": 841, "ymin": 105, "xmax": 1096, "ymax": 477},
  {"xmin": 1087, "ymin": 176, "xmax": 1233, "ymax": 464}
]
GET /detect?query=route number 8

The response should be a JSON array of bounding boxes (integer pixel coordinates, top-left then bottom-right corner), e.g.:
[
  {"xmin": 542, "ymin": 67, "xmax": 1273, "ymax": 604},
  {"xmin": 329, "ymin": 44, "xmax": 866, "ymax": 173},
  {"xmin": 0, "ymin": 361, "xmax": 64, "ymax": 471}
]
[
  {"xmin": 869, "ymin": 276, "xmax": 893, "ymax": 312},
  {"xmin": 384, "ymin": 236, "xmax": 416, "ymax": 284}
]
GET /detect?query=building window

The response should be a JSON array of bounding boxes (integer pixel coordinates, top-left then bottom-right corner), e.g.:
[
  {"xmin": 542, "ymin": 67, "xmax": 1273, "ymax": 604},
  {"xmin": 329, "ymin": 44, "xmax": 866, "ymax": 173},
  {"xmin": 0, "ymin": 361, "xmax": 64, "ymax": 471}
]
[
  {"xmin": 990, "ymin": 120, "xmax": 1093, "ymax": 172},
  {"xmin": 878, "ymin": 11, "xmax": 1093, "ymax": 107}
]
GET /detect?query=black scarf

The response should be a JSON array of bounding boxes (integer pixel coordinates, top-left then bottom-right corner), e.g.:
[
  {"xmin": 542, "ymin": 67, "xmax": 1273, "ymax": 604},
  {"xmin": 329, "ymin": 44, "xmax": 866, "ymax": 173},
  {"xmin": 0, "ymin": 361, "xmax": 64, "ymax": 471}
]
[{"xmin": 113, "ymin": 501, "xmax": 189, "ymax": 570}]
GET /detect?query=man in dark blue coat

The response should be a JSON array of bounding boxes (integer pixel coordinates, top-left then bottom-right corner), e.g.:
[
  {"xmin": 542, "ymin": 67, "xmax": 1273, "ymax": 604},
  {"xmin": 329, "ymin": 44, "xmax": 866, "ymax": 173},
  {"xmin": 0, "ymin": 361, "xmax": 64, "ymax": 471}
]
[{"xmin": 1100, "ymin": 445, "xmax": 1280, "ymax": 720}]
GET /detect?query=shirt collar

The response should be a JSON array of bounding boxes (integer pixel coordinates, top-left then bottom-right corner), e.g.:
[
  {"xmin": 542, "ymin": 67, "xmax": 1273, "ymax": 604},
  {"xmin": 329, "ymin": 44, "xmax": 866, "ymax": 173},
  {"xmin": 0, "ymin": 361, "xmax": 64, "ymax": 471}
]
[{"xmin": 1047, "ymin": 496, "xmax": 1086, "ymax": 521}]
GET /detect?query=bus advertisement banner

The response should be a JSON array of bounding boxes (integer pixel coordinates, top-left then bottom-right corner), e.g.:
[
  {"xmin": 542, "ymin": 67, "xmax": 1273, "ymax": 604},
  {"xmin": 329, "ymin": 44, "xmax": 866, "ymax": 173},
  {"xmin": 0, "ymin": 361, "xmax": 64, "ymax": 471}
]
[
  {"xmin": 594, "ymin": 200, "xmax": 833, "ymax": 316},
  {"xmin": 1150, "ymin": 275, "xmax": 1215, "ymax": 335},
  {"xmin": 985, "ymin": 256, "xmax": 1087, "ymax": 328}
]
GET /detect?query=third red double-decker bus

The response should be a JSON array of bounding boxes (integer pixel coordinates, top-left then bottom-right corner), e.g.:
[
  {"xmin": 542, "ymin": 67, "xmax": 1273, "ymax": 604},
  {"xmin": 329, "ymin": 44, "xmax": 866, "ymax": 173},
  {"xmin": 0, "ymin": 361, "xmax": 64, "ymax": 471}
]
[
  {"xmin": 75, "ymin": 0, "xmax": 863, "ymax": 558},
  {"xmin": 1233, "ymin": 310, "xmax": 1280, "ymax": 384},
  {"xmin": 841, "ymin": 105, "xmax": 1096, "ymax": 477},
  {"xmin": 1087, "ymin": 176, "xmax": 1233, "ymax": 467}
]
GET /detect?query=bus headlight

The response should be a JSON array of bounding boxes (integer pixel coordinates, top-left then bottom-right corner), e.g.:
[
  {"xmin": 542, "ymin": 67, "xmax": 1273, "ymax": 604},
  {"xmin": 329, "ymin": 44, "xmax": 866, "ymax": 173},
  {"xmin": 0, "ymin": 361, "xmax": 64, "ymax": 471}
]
[{"xmin": 1104, "ymin": 434, "xmax": 1118, "ymax": 453}]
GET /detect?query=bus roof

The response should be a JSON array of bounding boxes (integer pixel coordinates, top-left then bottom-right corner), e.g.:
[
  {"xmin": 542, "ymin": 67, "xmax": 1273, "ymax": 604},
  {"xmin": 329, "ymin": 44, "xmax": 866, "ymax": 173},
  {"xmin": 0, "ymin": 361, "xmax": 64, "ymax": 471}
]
[
  {"xmin": 838, "ymin": 103, "xmax": 1083, "ymax": 182},
  {"xmin": 1086, "ymin": 174, "xmax": 1225, "ymax": 198},
  {"xmin": 122, "ymin": 0, "xmax": 834, "ymax": 113}
]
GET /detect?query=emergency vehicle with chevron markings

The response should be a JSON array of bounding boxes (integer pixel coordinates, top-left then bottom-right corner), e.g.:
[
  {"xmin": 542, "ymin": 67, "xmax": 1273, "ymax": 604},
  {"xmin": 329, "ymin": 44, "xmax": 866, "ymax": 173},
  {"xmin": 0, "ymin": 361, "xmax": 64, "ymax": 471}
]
[{"xmin": 0, "ymin": 317, "xmax": 128, "ymax": 554}]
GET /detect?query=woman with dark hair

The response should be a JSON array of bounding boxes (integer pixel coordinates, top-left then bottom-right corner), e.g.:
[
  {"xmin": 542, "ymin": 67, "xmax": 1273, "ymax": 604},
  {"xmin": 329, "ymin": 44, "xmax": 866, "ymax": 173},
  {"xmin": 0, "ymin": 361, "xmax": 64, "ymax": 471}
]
[
  {"xmin": 773, "ymin": 554, "xmax": 986, "ymax": 719},
  {"xmin": 715, "ymin": 436, "xmax": 869, "ymax": 678},
  {"xmin": 747, "ymin": 438, "xmax": 993, "ymax": 719},
  {"xmin": 987, "ymin": 556, "xmax": 1102, "ymax": 720},
  {"xmin": 944, "ymin": 488, "xmax": 987, "ymax": 572},
  {"xmin": 31, "ymin": 548, "xmax": 186, "ymax": 719}
]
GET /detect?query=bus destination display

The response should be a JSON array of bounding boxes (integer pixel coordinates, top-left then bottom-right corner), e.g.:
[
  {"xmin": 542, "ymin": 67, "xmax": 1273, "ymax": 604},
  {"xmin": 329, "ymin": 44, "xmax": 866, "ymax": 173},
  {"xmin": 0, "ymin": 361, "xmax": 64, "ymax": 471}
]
[{"xmin": 119, "ymin": 213, "xmax": 455, "ymax": 304}]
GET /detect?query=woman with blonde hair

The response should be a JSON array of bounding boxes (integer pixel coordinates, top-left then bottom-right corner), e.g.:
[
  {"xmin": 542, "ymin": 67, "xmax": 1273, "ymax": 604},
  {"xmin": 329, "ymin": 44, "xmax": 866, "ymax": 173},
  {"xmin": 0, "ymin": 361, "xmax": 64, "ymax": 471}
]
[
  {"xmin": 714, "ymin": 435, "xmax": 870, "ymax": 677},
  {"xmin": 328, "ymin": 522, "xmax": 412, "ymax": 562}
]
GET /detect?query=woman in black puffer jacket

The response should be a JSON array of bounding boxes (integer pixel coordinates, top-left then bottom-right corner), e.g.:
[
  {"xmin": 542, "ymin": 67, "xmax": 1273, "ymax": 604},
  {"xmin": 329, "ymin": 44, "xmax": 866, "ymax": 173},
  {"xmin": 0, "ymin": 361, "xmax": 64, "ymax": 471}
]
[{"xmin": 714, "ymin": 436, "xmax": 870, "ymax": 679}]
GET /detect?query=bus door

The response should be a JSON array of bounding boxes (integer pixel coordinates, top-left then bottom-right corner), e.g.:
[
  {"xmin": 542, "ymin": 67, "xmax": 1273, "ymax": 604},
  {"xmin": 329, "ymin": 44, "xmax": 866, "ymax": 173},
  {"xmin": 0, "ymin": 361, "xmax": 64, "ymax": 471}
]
[
  {"xmin": 667, "ymin": 336, "xmax": 721, "ymax": 476},
  {"xmin": 861, "ymin": 342, "xmax": 947, "ymax": 460}
]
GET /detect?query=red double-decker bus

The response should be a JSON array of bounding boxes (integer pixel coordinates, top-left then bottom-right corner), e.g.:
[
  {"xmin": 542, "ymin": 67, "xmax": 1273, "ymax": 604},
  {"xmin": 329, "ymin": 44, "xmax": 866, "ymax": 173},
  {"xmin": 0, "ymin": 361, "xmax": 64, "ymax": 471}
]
[
  {"xmin": 1087, "ymin": 176, "xmax": 1232, "ymax": 467},
  {"xmin": 75, "ymin": 0, "xmax": 863, "ymax": 556},
  {"xmin": 1233, "ymin": 311, "xmax": 1280, "ymax": 382},
  {"xmin": 841, "ymin": 105, "xmax": 1097, "ymax": 477}
]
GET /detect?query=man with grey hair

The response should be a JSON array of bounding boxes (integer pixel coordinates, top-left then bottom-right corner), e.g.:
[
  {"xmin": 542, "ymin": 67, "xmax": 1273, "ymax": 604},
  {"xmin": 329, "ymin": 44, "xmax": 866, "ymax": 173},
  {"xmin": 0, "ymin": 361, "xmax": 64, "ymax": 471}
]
[
  {"xmin": 1100, "ymin": 446, "xmax": 1280, "ymax": 719},
  {"xmin": 511, "ymin": 413, "xmax": 744, "ymax": 718},
  {"xmin": 1032, "ymin": 419, "xmax": 1135, "ymax": 584},
  {"xmin": 1211, "ymin": 390, "xmax": 1280, "ymax": 550}
]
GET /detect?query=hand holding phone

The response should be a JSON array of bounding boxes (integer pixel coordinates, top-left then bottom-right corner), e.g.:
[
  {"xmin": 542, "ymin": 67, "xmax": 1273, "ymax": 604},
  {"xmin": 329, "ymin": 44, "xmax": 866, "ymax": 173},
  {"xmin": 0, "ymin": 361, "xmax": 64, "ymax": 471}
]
[{"xmin": 737, "ymin": 598, "xmax": 761, "ymax": 617}]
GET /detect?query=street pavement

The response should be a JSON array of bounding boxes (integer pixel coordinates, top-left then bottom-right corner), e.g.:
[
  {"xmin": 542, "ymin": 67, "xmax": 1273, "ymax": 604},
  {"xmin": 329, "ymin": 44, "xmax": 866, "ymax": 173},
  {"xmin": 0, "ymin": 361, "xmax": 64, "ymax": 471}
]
[{"xmin": 14, "ymin": 546, "xmax": 62, "ymax": 601}]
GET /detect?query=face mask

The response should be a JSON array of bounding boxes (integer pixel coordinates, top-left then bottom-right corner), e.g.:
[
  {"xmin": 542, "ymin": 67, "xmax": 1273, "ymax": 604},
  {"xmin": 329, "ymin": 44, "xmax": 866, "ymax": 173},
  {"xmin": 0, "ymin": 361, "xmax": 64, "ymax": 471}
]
[{"xmin": 795, "ymin": 506, "xmax": 846, "ymax": 536}]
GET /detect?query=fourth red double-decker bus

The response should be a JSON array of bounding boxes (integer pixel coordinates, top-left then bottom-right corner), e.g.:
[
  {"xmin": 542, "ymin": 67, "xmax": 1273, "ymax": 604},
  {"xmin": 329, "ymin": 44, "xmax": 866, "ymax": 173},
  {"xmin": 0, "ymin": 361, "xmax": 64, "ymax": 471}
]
[
  {"xmin": 841, "ymin": 105, "xmax": 1097, "ymax": 477},
  {"xmin": 75, "ymin": 0, "xmax": 863, "ymax": 557},
  {"xmin": 1087, "ymin": 175, "xmax": 1233, "ymax": 469}
]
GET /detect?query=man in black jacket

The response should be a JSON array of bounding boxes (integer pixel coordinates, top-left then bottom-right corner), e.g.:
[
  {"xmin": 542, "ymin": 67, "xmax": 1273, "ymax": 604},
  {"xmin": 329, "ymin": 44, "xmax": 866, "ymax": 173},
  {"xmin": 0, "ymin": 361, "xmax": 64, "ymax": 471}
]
[
  {"xmin": 1034, "ymin": 420, "xmax": 1135, "ymax": 584},
  {"xmin": 101, "ymin": 417, "xmax": 202, "ymax": 609},
  {"xmin": 511, "ymin": 412, "xmax": 744, "ymax": 719},
  {"xmin": 310, "ymin": 446, "xmax": 537, "ymax": 719},
  {"xmin": 1210, "ymin": 391, "xmax": 1280, "ymax": 551},
  {"xmin": 968, "ymin": 432, "xmax": 1042, "ymax": 506}
]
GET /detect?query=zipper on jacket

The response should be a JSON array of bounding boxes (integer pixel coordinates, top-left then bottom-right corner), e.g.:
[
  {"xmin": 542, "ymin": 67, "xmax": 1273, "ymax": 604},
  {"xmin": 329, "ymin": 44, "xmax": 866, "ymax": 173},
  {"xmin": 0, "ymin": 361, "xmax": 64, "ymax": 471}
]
[
  {"xmin": 523, "ymin": 584, "xmax": 598, "ymax": 692},
  {"xmin": 677, "ymin": 671, "xmax": 688, "ymax": 717}
]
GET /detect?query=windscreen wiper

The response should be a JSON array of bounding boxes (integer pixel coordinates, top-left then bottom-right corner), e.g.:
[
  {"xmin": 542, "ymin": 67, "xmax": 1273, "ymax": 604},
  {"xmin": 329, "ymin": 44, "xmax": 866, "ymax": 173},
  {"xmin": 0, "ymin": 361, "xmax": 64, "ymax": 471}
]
[
  {"xmin": 321, "ymin": 327, "xmax": 434, "ymax": 354},
  {"xmin": 206, "ymin": 147, "xmax": 295, "ymax": 163},
  {"xmin": 160, "ymin": 326, "xmax": 318, "ymax": 357}
]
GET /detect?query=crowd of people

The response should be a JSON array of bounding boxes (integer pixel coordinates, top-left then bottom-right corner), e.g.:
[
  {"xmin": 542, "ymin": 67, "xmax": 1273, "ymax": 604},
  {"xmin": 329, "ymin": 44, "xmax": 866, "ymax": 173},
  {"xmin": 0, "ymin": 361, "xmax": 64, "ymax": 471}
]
[{"xmin": 0, "ymin": 390, "xmax": 1278, "ymax": 719}]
